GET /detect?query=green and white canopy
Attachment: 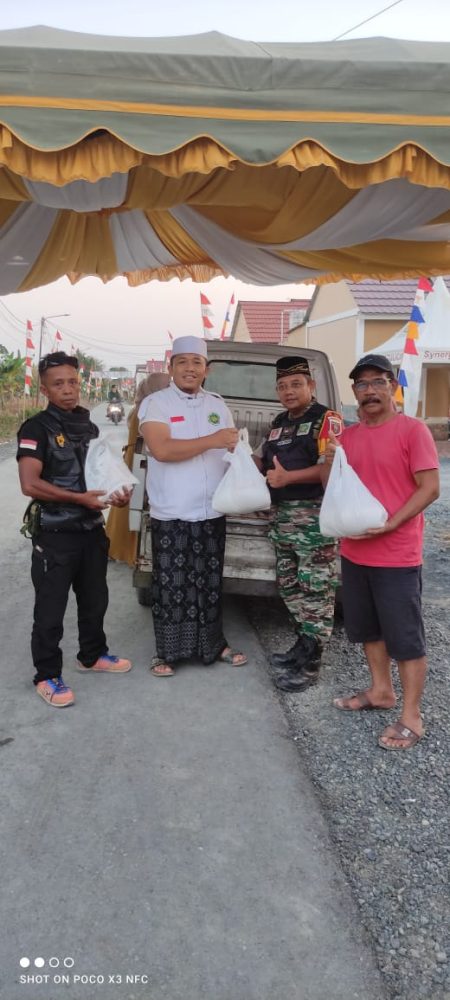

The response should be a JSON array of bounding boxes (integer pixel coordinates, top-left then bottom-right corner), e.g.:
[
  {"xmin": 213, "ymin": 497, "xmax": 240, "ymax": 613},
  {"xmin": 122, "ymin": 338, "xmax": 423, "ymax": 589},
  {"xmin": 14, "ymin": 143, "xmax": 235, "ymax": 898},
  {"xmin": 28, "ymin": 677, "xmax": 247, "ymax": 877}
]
[{"xmin": 2, "ymin": 26, "xmax": 450, "ymax": 291}]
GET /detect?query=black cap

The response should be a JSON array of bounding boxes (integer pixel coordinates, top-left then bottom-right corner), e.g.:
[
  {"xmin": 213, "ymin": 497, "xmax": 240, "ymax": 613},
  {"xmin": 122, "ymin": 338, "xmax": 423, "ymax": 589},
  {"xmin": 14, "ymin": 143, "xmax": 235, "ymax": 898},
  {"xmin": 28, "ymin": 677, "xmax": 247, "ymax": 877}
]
[
  {"xmin": 349, "ymin": 353, "xmax": 395, "ymax": 381},
  {"xmin": 39, "ymin": 351, "xmax": 79, "ymax": 375},
  {"xmin": 276, "ymin": 355, "xmax": 311, "ymax": 380}
]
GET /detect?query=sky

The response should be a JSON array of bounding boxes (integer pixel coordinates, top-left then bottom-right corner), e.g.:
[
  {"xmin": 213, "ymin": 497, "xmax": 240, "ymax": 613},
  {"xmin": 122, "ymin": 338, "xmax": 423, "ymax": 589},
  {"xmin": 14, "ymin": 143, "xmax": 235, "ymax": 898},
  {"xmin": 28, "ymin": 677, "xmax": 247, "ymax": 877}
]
[{"xmin": 1, "ymin": 0, "xmax": 450, "ymax": 371}]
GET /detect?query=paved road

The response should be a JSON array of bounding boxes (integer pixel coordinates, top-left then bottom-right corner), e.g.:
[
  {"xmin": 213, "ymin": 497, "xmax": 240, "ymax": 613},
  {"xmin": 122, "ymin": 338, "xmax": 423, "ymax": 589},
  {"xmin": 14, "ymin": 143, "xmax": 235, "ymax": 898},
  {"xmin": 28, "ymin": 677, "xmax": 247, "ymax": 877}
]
[{"xmin": 0, "ymin": 407, "xmax": 385, "ymax": 1000}]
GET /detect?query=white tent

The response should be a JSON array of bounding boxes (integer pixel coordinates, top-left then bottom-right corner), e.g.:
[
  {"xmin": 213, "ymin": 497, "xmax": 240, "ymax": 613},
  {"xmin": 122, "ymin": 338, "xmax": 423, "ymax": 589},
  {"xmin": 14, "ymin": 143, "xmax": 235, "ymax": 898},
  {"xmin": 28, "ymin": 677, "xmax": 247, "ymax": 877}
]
[{"xmin": 376, "ymin": 277, "xmax": 450, "ymax": 365}]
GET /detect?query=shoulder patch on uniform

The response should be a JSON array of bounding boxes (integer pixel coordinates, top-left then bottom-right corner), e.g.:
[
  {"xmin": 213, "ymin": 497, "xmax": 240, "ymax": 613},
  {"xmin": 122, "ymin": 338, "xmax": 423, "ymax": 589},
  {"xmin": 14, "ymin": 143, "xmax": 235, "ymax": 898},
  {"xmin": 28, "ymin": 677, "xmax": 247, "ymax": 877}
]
[{"xmin": 19, "ymin": 438, "xmax": 38, "ymax": 450}]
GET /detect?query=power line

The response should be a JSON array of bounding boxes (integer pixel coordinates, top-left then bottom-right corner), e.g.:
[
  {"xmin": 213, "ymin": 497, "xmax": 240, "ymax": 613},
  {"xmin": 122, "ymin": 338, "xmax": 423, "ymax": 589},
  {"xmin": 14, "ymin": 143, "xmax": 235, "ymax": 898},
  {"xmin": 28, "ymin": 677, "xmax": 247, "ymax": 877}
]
[
  {"xmin": 0, "ymin": 301, "xmax": 26, "ymax": 330},
  {"xmin": 0, "ymin": 316, "xmax": 164, "ymax": 360},
  {"xmin": 56, "ymin": 321, "xmax": 171, "ymax": 351},
  {"xmin": 333, "ymin": 0, "xmax": 405, "ymax": 40}
]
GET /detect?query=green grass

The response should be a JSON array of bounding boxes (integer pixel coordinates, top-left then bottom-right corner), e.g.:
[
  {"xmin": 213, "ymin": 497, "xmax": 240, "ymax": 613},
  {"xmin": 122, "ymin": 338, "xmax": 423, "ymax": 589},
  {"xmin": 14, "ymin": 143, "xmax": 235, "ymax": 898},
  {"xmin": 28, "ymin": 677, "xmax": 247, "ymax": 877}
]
[
  {"xmin": 0, "ymin": 397, "xmax": 94, "ymax": 444},
  {"xmin": 0, "ymin": 406, "xmax": 40, "ymax": 443}
]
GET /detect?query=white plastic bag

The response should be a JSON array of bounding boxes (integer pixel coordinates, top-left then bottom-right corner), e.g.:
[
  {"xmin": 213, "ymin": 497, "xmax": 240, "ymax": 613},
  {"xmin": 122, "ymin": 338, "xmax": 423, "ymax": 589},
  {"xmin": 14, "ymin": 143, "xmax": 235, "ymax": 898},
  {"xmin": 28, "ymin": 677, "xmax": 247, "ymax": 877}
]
[
  {"xmin": 85, "ymin": 436, "xmax": 139, "ymax": 501},
  {"xmin": 212, "ymin": 428, "xmax": 271, "ymax": 515},
  {"xmin": 319, "ymin": 446, "xmax": 388, "ymax": 538}
]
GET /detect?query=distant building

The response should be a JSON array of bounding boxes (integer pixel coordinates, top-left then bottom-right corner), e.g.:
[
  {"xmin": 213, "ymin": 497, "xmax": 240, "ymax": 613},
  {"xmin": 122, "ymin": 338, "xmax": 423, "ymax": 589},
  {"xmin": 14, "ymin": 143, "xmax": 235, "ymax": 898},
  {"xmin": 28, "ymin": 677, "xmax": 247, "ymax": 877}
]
[
  {"xmin": 286, "ymin": 278, "xmax": 450, "ymax": 415},
  {"xmin": 230, "ymin": 298, "xmax": 311, "ymax": 345}
]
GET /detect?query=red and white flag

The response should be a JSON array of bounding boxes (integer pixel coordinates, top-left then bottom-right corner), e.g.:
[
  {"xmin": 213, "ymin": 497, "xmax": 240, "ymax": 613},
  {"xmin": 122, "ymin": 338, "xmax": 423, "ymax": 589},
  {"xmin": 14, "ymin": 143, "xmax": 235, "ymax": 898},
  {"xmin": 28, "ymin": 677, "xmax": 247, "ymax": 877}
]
[
  {"xmin": 24, "ymin": 320, "xmax": 35, "ymax": 396},
  {"xmin": 220, "ymin": 293, "xmax": 235, "ymax": 340},
  {"xmin": 52, "ymin": 329, "xmax": 63, "ymax": 352},
  {"xmin": 200, "ymin": 292, "xmax": 214, "ymax": 339}
]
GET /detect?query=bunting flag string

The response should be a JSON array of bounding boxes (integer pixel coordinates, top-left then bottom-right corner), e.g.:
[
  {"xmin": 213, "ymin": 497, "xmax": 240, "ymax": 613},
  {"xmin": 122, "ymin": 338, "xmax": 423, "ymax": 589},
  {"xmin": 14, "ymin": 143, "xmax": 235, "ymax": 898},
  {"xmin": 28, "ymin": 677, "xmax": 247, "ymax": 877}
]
[
  {"xmin": 24, "ymin": 320, "xmax": 34, "ymax": 396},
  {"xmin": 417, "ymin": 278, "xmax": 434, "ymax": 292},
  {"xmin": 200, "ymin": 292, "xmax": 214, "ymax": 339},
  {"xmin": 397, "ymin": 278, "xmax": 433, "ymax": 416},
  {"xmin": 220, "ymin": 293, "xmax": 235, "ymax": 340}
]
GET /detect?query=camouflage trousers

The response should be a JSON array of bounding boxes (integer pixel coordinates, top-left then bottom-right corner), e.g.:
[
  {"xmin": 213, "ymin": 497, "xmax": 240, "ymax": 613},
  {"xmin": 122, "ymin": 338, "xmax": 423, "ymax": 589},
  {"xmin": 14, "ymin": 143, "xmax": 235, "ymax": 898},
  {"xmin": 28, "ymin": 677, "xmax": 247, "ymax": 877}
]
[{"xmin": 269, "ymin": 500, "xmax": 338, "ymax": 644}]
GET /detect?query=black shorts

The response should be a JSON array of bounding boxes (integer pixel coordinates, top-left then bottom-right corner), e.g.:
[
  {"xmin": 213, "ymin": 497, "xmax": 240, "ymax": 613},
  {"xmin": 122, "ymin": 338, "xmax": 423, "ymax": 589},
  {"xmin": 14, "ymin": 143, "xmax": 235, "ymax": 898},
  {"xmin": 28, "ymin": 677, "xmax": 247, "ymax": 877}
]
[{"xmin": 341, "ymin": 557, "xmax": 426, "ymax": 661}]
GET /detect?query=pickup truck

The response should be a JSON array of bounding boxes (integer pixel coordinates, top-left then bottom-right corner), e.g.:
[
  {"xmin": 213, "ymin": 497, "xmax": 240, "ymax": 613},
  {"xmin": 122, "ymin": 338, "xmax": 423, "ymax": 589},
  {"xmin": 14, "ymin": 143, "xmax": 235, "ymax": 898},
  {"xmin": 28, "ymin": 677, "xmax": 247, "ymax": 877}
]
[{"xmin": 130, "ymin": 342, "xmax": 341, "ymax": 605}]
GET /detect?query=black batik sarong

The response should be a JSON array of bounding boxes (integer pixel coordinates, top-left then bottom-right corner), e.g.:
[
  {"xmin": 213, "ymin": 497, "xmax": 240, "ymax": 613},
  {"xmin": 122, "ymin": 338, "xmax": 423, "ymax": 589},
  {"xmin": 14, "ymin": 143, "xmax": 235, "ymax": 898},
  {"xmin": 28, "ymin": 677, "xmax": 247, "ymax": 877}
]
[{"xmin": 150, "ymin": 516, "xmax": 228, "ymax": 665}]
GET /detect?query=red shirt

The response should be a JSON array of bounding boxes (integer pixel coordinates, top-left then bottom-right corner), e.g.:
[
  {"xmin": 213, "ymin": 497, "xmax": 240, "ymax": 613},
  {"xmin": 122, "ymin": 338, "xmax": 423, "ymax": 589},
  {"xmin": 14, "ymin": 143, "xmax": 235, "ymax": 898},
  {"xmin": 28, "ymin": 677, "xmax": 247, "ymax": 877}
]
[{"xmin": 339, "ymin": 415, "xmax": 438, "ymax": 567}]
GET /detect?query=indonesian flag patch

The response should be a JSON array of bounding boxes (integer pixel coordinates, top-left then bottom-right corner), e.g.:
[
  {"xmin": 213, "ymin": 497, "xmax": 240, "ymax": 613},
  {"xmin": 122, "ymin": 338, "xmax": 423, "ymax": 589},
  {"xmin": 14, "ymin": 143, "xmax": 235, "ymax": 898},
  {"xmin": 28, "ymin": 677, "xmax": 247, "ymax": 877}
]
[
  {"xmin": 20, "ymin": 439, "xmax": 38, "ymax": 451},
  {"xmin": 170, "ymin": 416, "xmax": 185, "ymax": 423}
]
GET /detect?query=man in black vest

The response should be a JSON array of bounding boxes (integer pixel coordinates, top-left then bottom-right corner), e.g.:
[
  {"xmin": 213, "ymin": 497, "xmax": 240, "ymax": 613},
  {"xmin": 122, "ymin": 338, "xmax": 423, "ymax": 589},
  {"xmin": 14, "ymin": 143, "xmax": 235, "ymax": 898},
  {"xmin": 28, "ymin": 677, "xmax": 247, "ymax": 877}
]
[
  {"xmin": 17, "ymin": 352, "xmax": 132, "ymax": 708},
  {"xmin": 254, "ymin": 356, "xmax": 342, "ymax": 692}
]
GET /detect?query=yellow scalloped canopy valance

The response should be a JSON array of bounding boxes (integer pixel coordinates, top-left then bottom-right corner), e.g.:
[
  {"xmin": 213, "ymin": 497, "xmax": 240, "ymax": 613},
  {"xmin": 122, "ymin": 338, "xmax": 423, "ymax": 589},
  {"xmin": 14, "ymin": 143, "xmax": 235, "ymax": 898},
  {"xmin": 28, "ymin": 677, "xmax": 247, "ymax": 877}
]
[{"xmin": 3, "ymin": 28, "xmax": 450, "ymax": 291}]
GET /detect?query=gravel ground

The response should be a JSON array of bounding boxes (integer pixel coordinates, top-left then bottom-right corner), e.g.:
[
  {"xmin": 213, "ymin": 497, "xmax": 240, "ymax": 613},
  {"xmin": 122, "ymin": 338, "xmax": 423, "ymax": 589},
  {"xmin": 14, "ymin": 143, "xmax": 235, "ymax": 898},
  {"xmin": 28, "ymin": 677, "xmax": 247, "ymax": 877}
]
[
  {"xmin": 244, "ymin": 457, "xmax": 450, "ymax": 1000},
  {"xmin": 6, "ymin": 426, "xmax": 449, "ymax": 997}
]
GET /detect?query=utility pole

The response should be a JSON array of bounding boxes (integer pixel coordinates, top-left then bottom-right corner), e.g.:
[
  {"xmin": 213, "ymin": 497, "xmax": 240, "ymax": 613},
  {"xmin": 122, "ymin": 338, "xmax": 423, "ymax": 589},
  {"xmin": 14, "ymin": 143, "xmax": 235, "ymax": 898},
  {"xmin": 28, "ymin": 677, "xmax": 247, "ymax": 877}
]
[{"xmin": 34, "ymin": 317, "xmax": 46, "ymax": 405}]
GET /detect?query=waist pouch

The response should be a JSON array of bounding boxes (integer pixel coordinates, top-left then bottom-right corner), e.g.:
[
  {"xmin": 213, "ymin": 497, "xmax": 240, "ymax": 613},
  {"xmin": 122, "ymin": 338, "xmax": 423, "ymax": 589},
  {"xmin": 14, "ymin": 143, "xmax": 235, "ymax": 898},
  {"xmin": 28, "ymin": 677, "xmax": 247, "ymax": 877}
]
[
  {"xmin": 21, "ymin": 501, "xmax": 103, "ymax": 536},
  {"xmin": 21, "ymin": 500, "xmax": 42, "ymax": 539}
]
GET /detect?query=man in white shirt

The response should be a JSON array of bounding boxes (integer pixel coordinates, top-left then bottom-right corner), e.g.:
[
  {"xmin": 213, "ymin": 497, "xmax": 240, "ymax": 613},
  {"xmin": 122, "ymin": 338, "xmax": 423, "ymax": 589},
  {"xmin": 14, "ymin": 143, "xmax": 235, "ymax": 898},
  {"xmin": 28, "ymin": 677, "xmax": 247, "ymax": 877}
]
[{"xmin": 139, "ymin": 336, "xmax": 247, "ymax": 676}]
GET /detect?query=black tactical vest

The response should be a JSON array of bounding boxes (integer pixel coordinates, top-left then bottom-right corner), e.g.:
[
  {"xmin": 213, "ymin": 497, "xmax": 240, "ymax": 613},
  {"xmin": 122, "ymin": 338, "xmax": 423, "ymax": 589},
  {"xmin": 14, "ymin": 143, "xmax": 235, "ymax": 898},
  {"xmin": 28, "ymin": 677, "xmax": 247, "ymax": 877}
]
[
  {"xmin": 32, "ymin": 405, "xmax": 103, "ymax": 532},
  {"xmin": 261, "ymin": 401, "xmax": 328, "ymax": 503}
]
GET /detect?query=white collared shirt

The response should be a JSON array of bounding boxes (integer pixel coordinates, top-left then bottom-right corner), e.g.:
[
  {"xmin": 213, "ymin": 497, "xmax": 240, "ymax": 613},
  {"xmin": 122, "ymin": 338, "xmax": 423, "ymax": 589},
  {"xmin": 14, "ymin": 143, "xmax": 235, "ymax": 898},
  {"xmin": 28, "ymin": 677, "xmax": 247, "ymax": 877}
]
[{"xmin": 138, "ymin": 383, "xmax": 234, "ymax": 521}]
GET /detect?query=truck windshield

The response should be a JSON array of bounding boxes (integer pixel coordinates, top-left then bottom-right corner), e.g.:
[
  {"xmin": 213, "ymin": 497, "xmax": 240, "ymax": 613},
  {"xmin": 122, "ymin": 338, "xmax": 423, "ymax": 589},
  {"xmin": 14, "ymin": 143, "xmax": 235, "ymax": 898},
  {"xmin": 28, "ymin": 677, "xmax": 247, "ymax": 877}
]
[{"xmin": 206, "ymin": 361, "xmax": 278, "ymax": 401}]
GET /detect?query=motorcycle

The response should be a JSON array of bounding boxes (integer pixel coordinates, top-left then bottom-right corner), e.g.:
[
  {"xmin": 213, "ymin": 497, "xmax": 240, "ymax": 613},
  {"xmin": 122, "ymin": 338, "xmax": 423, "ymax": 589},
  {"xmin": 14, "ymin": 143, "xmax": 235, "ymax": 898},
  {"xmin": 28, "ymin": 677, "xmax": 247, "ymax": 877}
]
[{"xmin": 107, "ymin": 402, "xmax": 125, "ymax": 425}]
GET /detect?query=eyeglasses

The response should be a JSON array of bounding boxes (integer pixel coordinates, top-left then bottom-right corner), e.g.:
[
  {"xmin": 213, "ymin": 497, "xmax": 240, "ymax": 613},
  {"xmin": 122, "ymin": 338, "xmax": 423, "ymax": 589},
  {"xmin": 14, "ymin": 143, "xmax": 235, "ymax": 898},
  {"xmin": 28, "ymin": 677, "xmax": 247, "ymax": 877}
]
[{"xmin": 353, "ymin": 377, "xmax": 392, "ymax": 391}]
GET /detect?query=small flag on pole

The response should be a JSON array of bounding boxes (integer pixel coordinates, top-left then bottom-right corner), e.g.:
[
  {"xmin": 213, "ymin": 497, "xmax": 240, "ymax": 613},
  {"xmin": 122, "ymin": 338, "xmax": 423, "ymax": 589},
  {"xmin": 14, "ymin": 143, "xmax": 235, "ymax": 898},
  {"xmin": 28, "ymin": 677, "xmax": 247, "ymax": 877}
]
[
  {"xmin": 24, "ymin": 321, "xmax": 35, "ymax": 396},
  {"xmin": 52, "ymin": 329, "xmax": 63, "ymax": 352},
  {"xmin": 220, "ymin": 293, "xmax": 235, "ymax": 340},
  {"xmin": 200, "ymin": 292, "xmax": 214, "ymax": 339}
]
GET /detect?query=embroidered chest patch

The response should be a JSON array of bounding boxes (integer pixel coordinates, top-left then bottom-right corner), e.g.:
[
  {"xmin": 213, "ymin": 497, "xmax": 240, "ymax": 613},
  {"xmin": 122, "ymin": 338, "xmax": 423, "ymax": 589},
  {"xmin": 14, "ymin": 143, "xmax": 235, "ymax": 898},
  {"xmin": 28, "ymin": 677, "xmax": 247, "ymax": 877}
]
[
  {"xmin": 55, "ymin": 433, "xmax": 66, "ymax": 447},
  {"xmin": 170, "ymin": 416, "xmax": 185, "ymax": 423},
  {"xmin": 268, "ymin": 427, "xmax": 282, "ymax": 441},
  {"xmin": 208, "ymin": 412, "xmax": 220, "ymax": 424},
  {"xmin": 296, "ymin": 422, "xmax": 312, "ymax": 436}
]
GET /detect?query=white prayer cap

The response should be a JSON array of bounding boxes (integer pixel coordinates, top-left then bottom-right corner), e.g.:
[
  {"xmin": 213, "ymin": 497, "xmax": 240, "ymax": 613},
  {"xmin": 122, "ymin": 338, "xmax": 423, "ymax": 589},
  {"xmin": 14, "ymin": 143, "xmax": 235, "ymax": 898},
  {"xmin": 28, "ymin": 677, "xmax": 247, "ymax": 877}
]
[{"xmin": 171, "ymin": 336, "xmax": 208, "ymax": 359}]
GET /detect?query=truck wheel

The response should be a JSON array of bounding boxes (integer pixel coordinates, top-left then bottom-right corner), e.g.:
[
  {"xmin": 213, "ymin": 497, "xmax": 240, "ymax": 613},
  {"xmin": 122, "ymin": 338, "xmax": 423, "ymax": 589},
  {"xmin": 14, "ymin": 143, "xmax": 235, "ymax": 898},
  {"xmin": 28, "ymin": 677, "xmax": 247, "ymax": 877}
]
[{"xmin": 137, "ymin": 587, "xmax": 152, "ymax": 607}]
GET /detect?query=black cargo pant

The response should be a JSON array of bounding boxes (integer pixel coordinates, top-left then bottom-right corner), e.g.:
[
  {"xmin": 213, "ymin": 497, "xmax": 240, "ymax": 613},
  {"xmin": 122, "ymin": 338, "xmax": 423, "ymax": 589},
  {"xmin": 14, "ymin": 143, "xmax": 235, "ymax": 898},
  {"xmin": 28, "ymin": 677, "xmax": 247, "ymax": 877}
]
[{"xmin": 30, "ymin": 529, "xmax": 109, "ymax": 683}]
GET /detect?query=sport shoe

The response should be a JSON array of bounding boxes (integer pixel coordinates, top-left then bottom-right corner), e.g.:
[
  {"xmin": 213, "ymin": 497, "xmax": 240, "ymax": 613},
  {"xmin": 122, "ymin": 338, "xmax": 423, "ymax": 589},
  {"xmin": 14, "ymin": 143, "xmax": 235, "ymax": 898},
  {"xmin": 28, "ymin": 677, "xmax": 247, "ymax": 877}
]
[
  {"xmin": 36, "ymin": 677, "xmax": 75, "ymax": 708},
  {"xmin": 77, "ymin": 654, "xmax": 132, "ymax": 673}
]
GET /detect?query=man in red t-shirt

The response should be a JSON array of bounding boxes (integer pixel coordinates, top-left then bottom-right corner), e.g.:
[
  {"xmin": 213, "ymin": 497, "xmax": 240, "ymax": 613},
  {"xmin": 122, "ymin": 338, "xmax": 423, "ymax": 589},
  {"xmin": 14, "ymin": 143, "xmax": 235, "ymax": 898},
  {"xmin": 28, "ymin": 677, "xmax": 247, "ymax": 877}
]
[{"xmin": 323, "ymin": 354, "xmax": 439, "ymax": 751}]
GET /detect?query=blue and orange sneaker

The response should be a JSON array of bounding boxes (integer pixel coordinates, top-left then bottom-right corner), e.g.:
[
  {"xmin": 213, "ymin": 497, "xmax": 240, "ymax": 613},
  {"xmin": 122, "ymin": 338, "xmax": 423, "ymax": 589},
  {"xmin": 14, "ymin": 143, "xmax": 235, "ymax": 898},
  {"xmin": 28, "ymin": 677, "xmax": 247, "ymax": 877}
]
[
  {"xmin": 77, "ymin": 654, "xmax": 132, "ymax": 673},
  {"xmin": 36, "ymin": 677, "xmax": 75, "ymax": 708}
]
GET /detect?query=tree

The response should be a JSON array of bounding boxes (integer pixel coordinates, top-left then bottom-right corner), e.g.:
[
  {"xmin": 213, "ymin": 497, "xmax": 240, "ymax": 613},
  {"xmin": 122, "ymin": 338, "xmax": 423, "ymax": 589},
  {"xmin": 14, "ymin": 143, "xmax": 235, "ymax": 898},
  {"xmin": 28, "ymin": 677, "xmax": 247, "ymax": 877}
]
[
  {"xmin": 0, "ymin": 346, "xmax": 26, "ymax": 406},
  {"xmin": 75, "ymin": 349, "xmax": 104, "ymax": 376}
]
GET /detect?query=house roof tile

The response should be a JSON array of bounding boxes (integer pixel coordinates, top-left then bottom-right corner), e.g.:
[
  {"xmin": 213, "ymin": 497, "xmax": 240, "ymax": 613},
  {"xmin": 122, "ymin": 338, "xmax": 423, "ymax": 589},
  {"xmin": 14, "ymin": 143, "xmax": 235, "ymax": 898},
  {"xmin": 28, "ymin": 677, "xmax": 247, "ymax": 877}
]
[
  {"xmin": 346, "ymin": 277, "xmax": 450, "ymax": 315},
  {"xmin": 233, "ymin": 299, "xmax": 311, "ymax": 343}
]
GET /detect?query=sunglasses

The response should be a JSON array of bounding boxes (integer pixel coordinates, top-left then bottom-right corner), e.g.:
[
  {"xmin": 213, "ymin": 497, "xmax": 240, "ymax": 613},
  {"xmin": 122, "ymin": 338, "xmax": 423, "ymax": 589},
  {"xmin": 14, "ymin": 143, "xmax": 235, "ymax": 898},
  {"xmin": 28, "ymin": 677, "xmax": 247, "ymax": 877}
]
[{"xmin": 38, "ymin": 356, "xmax": 78, "ymax": 374}]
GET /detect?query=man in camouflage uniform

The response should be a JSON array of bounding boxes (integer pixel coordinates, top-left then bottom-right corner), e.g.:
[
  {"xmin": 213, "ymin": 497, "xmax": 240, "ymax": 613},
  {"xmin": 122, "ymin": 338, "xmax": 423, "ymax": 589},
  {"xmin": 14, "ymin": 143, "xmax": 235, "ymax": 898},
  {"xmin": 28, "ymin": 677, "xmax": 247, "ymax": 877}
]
[{"xmin": 254, "ymin": 356, "xmax": 342, "ymax": 692}]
